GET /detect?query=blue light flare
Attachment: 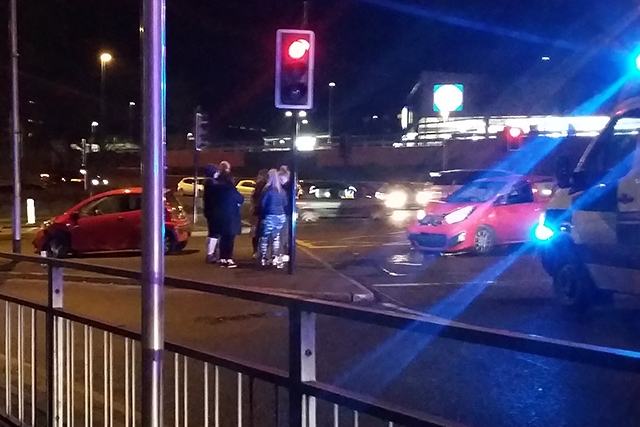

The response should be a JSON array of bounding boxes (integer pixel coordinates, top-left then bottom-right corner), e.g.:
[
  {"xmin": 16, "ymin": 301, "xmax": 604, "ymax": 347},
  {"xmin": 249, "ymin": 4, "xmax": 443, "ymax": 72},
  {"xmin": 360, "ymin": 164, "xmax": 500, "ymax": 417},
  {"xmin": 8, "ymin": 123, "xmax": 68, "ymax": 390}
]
[{"xmin": 361, "ymin": 0, "xmax": 581, "ymax": 50}]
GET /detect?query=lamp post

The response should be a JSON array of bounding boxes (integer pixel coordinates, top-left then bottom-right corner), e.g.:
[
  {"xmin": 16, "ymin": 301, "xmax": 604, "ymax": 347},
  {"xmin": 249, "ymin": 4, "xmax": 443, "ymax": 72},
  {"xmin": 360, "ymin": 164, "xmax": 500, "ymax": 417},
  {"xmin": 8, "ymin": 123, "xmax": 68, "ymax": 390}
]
[
  {"xmin": 99, "ymin": 52, "xmax": 112, "ymax": 145},
  {"xmin": 129, "ymin": 101, "xmax": 136, "ymax": 143},
  {"xmin": 328, "ymin": 82, "xmax": 336, "ymax": 143}
]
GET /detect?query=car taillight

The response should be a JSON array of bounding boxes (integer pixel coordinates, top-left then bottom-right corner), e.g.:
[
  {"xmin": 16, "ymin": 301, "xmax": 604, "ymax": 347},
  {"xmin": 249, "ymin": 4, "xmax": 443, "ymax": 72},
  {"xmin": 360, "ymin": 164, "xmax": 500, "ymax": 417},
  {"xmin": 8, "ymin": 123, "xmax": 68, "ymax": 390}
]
[{"xmin": 166, "ymin": 205, "xmax": 186, "ymax": 221}]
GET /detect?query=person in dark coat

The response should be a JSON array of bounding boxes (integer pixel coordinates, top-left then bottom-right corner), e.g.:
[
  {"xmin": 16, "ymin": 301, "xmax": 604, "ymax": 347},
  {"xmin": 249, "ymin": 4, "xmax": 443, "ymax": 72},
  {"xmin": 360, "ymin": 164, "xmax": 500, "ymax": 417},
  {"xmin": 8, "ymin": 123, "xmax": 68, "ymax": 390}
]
[
  {"xmin": 211, "ymin": 161, "xmax": 244, "ymax": 268},
  {"xmin": 202, "ymin": 164, "xmax": 219, "ymax": 263}
]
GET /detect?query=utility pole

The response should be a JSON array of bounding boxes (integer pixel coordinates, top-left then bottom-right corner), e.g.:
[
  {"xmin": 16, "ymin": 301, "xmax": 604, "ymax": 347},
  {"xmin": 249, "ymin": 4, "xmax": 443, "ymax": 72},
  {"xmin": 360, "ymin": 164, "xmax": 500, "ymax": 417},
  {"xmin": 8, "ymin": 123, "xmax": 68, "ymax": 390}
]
[
  {"xmin": 302, "ymin": 1, "xmax": 309, "ymax": 28},
  {"xmin": 288, "ymin": 114, "xmax": 300, "ymax": 275},
  {"xmin": 141, "ymin": 0, "xmax": 166, "ymax": 425},
  {"xmin": 193, "ymin": 108, "xmax": 207, "ymax": 224},
  {"xmin": 10, "ymin": 0, "xmax": 21, "ymax": 254}
]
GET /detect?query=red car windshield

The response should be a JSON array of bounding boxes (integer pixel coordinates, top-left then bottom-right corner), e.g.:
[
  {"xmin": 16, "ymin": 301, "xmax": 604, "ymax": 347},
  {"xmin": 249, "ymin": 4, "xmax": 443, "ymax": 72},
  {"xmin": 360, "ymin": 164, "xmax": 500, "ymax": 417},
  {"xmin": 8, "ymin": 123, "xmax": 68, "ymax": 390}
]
[{"xmin": 446, "ymin": 181, "xmax": 506, "ymax": 203}]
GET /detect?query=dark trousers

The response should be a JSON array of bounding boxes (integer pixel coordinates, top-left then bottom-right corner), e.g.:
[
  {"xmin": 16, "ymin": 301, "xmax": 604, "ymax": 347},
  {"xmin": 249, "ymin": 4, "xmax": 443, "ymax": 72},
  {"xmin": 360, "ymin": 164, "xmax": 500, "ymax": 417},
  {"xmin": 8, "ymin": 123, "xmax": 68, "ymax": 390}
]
[{"xmin": 219, "ymin": 234, "xmax": 235, "ymax": 260}]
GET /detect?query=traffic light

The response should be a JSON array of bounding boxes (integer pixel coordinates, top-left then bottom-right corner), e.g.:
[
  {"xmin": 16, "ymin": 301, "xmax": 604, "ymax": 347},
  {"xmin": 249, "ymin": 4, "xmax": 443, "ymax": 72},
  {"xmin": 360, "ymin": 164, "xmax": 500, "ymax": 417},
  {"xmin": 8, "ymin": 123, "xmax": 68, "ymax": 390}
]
[
  {"xmin": 275, "ymin": 29, "xmax": 315, "ymax": 109},
  {"xmin": 194, "ymin": 108, "xmax": 209, "ymax": 151},
  {"xmin": 504, "ymin": 126, "xmax": 524, "ymax": 151}
]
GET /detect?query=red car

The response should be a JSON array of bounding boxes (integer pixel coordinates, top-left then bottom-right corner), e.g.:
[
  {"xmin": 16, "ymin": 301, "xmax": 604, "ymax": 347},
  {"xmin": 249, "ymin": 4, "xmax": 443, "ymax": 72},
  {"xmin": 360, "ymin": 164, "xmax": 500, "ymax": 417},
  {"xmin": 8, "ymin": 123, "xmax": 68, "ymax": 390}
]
[
  {"xmin": 33, "ymin": 188, "xmax": 191, "ymax": 258},
  {"xmin": 407, "ymin": 176, "xmax": 553, "ymax": 254}
]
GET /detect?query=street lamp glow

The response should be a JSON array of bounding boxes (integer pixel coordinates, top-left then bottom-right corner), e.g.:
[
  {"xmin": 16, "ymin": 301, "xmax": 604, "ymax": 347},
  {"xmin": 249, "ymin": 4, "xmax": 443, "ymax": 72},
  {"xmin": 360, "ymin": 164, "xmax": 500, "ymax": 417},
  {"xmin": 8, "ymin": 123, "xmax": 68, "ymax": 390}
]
[
  {"xmin": 329, "ymin": 82, "xmax": 336, "ymax": 87},
  {"xmin": 91, "ymin": 121, "xmax": 99, "ymax": 127},
  {"xmin": 100, "ymin": 52, "xmax": 113, "ymax": 63},
  {"xmin": 301, "ymin": 119, "xmax": 309, "ymax": 125},
  {"xmin": 298, "ymin": 111, "xmax": 307, "ymax": 118},
  {"xmin": 129, "ymin": 101, "xmax": 136, "ymax": 106},
  {"xmin": 285, "ymin": 111, "xmax": 293, "ymax": 117}
]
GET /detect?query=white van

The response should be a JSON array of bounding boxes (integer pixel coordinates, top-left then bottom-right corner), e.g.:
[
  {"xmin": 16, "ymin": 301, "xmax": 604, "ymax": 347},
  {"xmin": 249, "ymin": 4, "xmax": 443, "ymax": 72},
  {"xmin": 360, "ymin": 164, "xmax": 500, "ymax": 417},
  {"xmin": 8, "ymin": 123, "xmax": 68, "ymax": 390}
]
[{"xmin": 536, "ymin": 98, "xmax": 640, "ymax": 307}]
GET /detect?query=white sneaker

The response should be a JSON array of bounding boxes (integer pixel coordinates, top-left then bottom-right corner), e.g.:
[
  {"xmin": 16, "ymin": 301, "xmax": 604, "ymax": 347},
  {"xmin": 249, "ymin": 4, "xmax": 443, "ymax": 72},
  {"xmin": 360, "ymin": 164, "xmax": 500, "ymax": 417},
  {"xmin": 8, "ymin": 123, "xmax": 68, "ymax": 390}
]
[
  {"xmin": 281, "ymin": 254, "xmax": 290, "ymax": 263},
  {"xmin": 226, "ymin": 260, "xmax": 238, "ymax": 269}
]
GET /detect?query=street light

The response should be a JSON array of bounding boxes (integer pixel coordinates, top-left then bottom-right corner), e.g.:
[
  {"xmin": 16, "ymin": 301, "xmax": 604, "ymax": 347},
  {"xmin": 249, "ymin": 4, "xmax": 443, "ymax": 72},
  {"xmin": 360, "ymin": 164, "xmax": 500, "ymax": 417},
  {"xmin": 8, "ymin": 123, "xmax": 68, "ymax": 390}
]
[
  {"xmin": 328, "ymin": 82, "xmax": 336, "ymax": 143},
  {"xmin": 99, "ymin": 52, "xmax": 113, "ymax": 146},
  {"xmin": 284, "ymin": 111, "xmax": 293, "ymax": 117},
  {"xmin": 129, "ymin": 101, "xmax": 136, "ymax": 143},
  {"xmin": 298, "ymin": 110, "xmax": 307, "ymax": 118}
]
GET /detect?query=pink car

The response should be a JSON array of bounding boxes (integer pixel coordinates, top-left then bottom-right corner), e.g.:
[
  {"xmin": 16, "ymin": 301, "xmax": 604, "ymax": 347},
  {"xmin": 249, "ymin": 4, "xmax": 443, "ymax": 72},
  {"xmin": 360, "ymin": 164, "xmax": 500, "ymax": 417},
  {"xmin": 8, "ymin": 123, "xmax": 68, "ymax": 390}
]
[{"xmin": 408, "ymin": 175, "xmax": 554, "ymax": 254}]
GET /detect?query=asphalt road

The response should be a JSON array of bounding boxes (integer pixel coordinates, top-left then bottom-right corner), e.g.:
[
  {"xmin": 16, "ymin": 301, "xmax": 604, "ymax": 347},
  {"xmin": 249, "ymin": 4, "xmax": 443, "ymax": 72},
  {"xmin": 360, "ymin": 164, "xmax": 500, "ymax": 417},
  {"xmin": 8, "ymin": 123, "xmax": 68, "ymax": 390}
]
[{"xmin": 1, "ymin": 219, "xmax": 640, "ymax": 426}]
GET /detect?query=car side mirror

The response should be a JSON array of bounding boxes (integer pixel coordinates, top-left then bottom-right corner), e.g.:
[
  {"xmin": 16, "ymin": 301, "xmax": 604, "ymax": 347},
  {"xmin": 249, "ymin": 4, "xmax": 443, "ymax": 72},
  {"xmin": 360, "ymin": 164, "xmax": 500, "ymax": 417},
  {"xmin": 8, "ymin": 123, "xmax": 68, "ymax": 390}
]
[
  {"xmin": 493, "ymin": 195, "xmax": 507, "ymax": 206},
  {"xmin": 69, "ymin": 212, "xmax": 80, "ymax": 224}
]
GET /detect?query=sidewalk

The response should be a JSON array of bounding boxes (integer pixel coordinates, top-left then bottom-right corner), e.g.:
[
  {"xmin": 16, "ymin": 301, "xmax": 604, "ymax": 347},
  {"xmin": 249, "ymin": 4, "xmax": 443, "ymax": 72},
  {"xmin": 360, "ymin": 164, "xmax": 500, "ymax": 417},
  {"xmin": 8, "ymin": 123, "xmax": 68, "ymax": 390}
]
[{"xmin": 0, "ymin": 234, "xmax": 375, "ymax": 303}]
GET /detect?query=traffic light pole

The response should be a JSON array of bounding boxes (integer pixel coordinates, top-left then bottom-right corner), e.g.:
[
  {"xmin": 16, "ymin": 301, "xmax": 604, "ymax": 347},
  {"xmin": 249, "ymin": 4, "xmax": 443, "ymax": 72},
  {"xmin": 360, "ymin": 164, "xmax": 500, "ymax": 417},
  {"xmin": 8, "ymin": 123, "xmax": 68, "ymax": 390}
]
[
  {"xmin": 10, "ymin": 0, "xmax": 21, "ymax": 254},
  {"xmin": 193, "ymin": 110, "xmax": 202, "ymax": 225},
  {"xmin": 288, "ymin": 117, "xmax": 300, "ymax": 275}
]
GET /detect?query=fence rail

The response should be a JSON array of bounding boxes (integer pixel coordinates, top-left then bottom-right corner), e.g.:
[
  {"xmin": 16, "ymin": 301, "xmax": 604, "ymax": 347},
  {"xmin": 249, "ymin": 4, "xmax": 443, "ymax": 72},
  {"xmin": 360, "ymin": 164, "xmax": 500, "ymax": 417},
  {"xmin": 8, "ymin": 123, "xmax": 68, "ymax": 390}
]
[{"xmin": 0, "ymin": 251, "xmax": 639, "ymax": 426}]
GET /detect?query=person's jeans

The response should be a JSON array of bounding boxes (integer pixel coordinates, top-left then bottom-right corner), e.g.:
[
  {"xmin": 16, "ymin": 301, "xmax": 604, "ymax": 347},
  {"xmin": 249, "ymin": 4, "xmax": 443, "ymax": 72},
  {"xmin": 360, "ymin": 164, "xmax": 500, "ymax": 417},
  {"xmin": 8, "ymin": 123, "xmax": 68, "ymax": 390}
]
[
  {"xmin": 259, "ymin": 214, "xmax": 286, "ymax": 263},
  {"xmin": 219, "ymin": 234, "xmax": 235, "ymax": 260},
  {"xmin": 280, "ymin": 214, "xmax": 291, "ymax": 253}
]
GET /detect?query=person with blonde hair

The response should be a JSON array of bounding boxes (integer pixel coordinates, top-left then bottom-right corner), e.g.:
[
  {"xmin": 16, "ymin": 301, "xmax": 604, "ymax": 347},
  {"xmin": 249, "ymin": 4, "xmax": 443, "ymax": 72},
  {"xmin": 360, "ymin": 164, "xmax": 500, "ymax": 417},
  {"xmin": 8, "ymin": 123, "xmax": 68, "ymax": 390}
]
[{"xmin": 258, "ymin": 169, "xmax": 288, "ymax": 267}]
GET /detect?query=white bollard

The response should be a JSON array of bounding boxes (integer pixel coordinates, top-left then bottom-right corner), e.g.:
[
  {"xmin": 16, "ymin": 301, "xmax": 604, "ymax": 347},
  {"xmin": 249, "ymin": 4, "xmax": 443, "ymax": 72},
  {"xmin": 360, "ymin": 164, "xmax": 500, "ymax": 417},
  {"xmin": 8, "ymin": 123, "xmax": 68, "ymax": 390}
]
[{"xmin": 26, "ymin": 198, "xmax": 36, "ymax": 225}]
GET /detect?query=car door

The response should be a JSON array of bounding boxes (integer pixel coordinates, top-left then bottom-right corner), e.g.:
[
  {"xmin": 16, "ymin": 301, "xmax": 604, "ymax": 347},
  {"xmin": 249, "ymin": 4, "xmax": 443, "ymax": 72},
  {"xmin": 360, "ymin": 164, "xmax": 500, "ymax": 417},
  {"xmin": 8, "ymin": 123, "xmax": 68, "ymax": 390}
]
[
  {"xmin": 71, "ymin": 195, "xmax": 134, "ymax": 252},
  {"xmin": 571, "ymin": 114, "xmax": 640, "ymax": 293},
  {"xmin": 494, "ymin": 182, "xmax": 542, "ymax": 242},
  {"xmin": 120, "ymin": 194, "xmax": 143, "ymax": 250}
]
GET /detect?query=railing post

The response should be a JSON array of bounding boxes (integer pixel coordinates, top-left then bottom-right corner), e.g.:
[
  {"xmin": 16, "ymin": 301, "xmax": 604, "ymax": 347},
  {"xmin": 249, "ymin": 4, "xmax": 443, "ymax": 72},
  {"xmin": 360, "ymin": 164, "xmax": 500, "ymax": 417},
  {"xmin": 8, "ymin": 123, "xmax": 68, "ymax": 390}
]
[
  {"xmin": 46, "ymin": 264, "xmax": 64, "ymax": 427},
  {"xmin": 288, "ymin": 305, "xmax": 316, "ymax": 427}
]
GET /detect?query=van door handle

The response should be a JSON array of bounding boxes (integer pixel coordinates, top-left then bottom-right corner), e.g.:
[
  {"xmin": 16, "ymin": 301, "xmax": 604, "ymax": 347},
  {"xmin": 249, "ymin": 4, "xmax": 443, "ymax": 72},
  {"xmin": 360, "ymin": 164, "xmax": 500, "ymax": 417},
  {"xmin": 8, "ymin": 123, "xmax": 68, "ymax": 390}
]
[{"xmin": 618, "ymin": 194, "xmax": 635, "ymax": 204}]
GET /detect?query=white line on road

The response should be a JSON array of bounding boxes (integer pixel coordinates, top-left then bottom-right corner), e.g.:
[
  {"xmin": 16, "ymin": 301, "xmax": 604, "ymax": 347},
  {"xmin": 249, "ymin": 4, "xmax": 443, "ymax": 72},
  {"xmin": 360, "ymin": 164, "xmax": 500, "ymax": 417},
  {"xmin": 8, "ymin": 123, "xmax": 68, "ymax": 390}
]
[
  {"xmin": 191, "ymin": 226, "xmax": 251, "ymax": 237},
  {"xmin": 373, "ymin": 281, "xmax": 495, "ymax": 288}
]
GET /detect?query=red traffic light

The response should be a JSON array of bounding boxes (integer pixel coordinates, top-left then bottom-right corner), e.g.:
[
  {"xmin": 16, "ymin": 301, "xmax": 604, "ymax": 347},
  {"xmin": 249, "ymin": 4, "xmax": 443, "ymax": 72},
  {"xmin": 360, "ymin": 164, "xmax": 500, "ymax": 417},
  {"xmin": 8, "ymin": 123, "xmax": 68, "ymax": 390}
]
[
  {"xmin": 508, "ymin": 127, "xmax": 523, "ymax": 139},
  {"xmin": 275, "ymin": 29, "xmax": 315, "ymax": 109},
  {"xmin": 288, "ymin": 39, "xmax": 310, "ymax": 59}
]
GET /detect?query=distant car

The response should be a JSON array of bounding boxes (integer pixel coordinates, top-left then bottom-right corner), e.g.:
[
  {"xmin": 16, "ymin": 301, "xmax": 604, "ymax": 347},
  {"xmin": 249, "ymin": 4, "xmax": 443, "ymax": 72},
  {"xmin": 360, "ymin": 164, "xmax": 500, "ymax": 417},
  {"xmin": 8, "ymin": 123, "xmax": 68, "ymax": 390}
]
[
  {"xmin": 296, "ymin": 180, "xmax": 385, "ymax": 222},
  {"xmin": 408, "ymin": 175, "xmax": 554, "ymax": 254},
  {"xmin": 416, "ymin": 169, "xmax": 513, "ymax": 204},
  {"xmin": 40, "ymin": 171, "xmax": 110, "ymax": 188},
  {"xmin": 177, "ymin": 177, "xmax": 206, "ymax": 196},
  {"xmin": 374, "ymin": 170, "xmax": 512, "ymax": 214},
  {"xmin": 33, "ymin": 188, "xmax": 190, "ymax": 257},
  {"xmin": 236, "ymin": 179, "xmax": 257, "ymax": 197}
]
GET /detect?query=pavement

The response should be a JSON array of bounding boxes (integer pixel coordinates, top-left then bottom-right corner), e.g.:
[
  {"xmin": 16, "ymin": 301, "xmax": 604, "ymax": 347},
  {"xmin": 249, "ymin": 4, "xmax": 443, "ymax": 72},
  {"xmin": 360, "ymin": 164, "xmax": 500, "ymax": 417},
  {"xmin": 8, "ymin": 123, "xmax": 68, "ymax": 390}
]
[{"xmin": 0, "ymin": 223, "xmax": 375, "ymax": 303}]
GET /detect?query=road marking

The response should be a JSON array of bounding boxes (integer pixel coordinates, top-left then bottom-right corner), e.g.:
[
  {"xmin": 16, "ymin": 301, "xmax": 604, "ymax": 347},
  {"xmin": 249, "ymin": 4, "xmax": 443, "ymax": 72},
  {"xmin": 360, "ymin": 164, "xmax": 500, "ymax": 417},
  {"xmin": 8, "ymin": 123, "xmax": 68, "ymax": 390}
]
[
  {"xmin": 296, "ymin": 239, "xmax": 409, "ymax": 249},
  {"xmin": 296, "ymin": 245, "xmax": 375, "ymax": 302},
  {"xmin": 0, "ymin": 226, "xmax": 40, "ymax": 234},
  {"xmin": 373, "ymin": 281, "xmax": 495, "ymax": 288},
  {"xmin": 191, "ymin": 226, "xmax": 251, "ymax": 237}
]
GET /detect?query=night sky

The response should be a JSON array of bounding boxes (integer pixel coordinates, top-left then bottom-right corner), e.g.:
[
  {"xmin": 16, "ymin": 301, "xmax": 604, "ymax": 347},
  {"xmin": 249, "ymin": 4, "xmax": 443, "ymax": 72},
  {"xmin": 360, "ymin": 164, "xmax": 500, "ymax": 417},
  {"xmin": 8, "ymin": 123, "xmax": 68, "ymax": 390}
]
[{"xmin": 2, "ymin": 0, "xmax": 640, "ymax": 143}]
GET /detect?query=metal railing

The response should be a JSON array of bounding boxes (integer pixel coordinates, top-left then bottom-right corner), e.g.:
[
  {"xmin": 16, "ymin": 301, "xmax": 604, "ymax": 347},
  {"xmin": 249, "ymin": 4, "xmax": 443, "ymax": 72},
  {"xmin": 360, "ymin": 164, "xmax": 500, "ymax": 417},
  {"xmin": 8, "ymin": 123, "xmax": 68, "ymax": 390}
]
[{"xmin": 0, "ymin": 252, "xmax": 640, "ymax": 427}]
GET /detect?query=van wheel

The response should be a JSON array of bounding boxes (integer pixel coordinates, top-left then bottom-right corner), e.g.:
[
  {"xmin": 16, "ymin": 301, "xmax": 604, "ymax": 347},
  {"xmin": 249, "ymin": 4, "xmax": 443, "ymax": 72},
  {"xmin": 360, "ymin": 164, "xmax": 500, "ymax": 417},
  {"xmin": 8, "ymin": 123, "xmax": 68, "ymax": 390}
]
[
  {"xmin": 473, "ymin": 226, "xmax": 496, "ymax": 254},
  {"xmin": 552, "ymin": 263, "xmax": 595, "ymax": 308}
]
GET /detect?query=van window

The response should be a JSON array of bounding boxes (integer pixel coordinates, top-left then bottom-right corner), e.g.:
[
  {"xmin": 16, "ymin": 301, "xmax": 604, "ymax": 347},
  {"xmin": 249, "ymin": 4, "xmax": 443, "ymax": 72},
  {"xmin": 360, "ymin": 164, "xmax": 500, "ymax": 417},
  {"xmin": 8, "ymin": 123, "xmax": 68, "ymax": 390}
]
[{"xmin": 583, "ymin": 115, "xmax": 640, "ymax": 183}]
